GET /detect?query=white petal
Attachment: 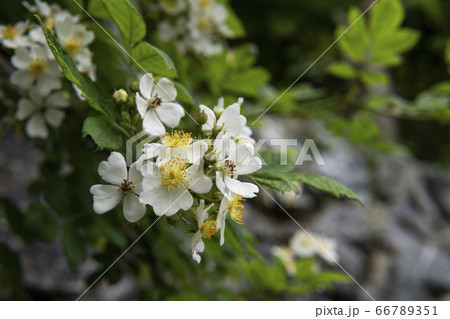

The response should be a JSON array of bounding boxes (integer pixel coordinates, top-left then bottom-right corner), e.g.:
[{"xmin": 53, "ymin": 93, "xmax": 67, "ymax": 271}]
[
  {"xmin": 45, "ymin": 109, "xmax": 65, "ymax": 127},
  {"xmin": 153, "ymin": 78, "xmax": 177, "ymax": 102},
  {"xmin": 139, "ymin": 183, "xmax": 193, "ymax": 216},
  {"xmin": 187, "ymin": 165, "xmax": 212, "ymax": 194},
  {"xmin": 10, "ymin": 70, "xmax": 34, "ymax": 88},
  {"xmin": 155, "ymin": 102, "xmax": 184, "ymax": 127},
  {"xmin": 128, "ymin": 163, "xmax": 143, "ymax": 194},
  {"xmin": 136, "ymin": 93, "xmax": 149, "ymax": 119},
  {"xmin": 26, "ymin": 114, "xmax": 48, "ymax": 138},
  {"xmin": 217, "ymin": 103, "xmax": 246, "ymax": 136},
  {"xmin": 16, "ymin": 98, "xmax": 36, "ymax": 120},
  {"xmin": 215, "ymin": 171, "xmax": 226, "ymax": 196},
  {"xmin": 98, "ymin": 152, "xmax": 127, "ymax": 185},
  {"xmin": 46, "ymin": 91, "xmax": 70, "ymax": 108},
  {"xmin": 123, "ymin": 194, "xmax": 146, "ymax": 222},
  {"xmin": 90, "ymin": 184, "xmax": 122, "ymax": 214},
  {"xmin": 11, "ymin": 47, "xmax": 30, "ymax": 69},
  {"xmin": 143, "ymin": 109, "xmax": 165, "ymax": 134},
  {"xmin": 139, "ymin": 73, "xmax": 154, "ymax": 99},
  {"xmin": 55, "ymin": 17, "xmax": 74, "ymax": 42},
  {"xmin": 224, "ymin": 176, "xmax": 259, "ymax": 198},
  {"xmin": 199, "ymin": 104, "xmax": 216, "ymax": 131},
  {"xmin": 36, "ymin": 74, "xmax": 62, "ymax": 95}
]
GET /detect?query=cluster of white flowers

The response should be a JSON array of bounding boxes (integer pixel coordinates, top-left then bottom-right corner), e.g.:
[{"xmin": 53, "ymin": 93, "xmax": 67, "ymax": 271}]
[
  {"xmin": 156, "ymin": 0, "xmax": 233, "ymax": 57},
  {"xmin": 0, "ymin": 0, "xmax": 95, "ymax": 138},
  {"xmin": 271, "ymin": 230, "xmax": 339, "ymax": 276},
  {"xmin": 91, "ymin": 73, "xmax": 262, "ymax": 263}
]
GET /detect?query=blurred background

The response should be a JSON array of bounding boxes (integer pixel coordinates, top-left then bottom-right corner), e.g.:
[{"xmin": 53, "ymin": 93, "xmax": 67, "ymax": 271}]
[{"xmin": 1, "ymin": 0, "xmax": 450, "ymax": 300}]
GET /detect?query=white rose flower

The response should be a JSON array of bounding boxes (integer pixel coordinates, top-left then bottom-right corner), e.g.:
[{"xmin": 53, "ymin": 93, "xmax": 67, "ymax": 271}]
[
  {"xmin": 0, "ymin": 21, "xmax": 30, "ymax": 48},
  {"xmin": 139, "ymin": 151, "xmax": 212, "ymax": 216},
  {"xmin": 191, "ymin": 199, "xmax": 216, "ymax": 263},
  {"xmin": 213, "ymin": 133, "xmax": 261, "ymax": 198},
  {"xmin": 10, "ymin": 45, "xmax": 62, "ymax": 95},
  {"xmin": 16, "ymin": 88, "xmax": 70, "ymax": 138},
  {"xmin": 136, "ymin": 73, "xmax": 185, "ymax": 134},
  {"xmin": 216, "ymin": 190, "xmax": 245, "ymax": 245},
  {"xmin": 289, "ymin": 230, "xmax": 317, "ymax": 258},
  {"xmin": 271, "ymin": 246, "xmax": 296, "ymax": 276},
  {"xmin": 90, "ymin": 152, "xmax": 146, "ymax": 222}
]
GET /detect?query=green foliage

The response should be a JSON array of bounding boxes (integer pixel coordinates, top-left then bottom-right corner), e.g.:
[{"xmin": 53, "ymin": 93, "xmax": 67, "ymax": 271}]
[
  {"xmin": 131, "ymin": 41, "xmax": 177, "ymax": 77},
  {"xmin": 87, "ymin": 0, "xmax": 110, "ymax": 19},
  {"xmin": 82, "ymin": 116, "xmax": 124, "ymax": 150},
  {"xmin": 101, "ymin": 0, "xmax": 146, "ymax": 46},
  {"xmin": 62, "ymin": 224, "xmax": 88, "ymax": 269}
]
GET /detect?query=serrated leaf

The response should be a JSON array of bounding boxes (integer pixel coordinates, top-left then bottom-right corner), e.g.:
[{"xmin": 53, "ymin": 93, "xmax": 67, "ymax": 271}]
[
  {"xmin": 101, "ymin": 0, "xmax": 146, "ymax": 45},
  {"xmin": 62, "ymin": 224, "xmax": 87, "ymax": 269},
  {"xmin": 82, "ymin": 116, "xmax": 123, "ymax": 150},
  {"xmin": 328, "ymin": 62, "xmax": 357, "ymax": 79},
  {"xmin": 131, "ymin": 41, "xmax": 177, "ymax": 77},
  {"xmin": 37, "ymin": 16, "xmax": 117, "ymax": 119},
  {"xmin": 289, "ymin": 173, "xmax": 364, "ymax": 206}
]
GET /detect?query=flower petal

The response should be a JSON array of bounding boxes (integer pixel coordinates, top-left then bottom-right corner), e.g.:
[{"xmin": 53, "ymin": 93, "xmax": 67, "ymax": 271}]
[
  {"xmin": 123, "ymin": 193, "xmax": 146, "ymax": 222},
  {"xmin": 26, "ymin": 114, "xmax": 48, "ymax": 138},
  {"xmin": 187, "ymin": 165, "xmax": 212, "ymax": 194},
  {"xmin": 199, "ymin": 104, "xmax": 216, "ymax": 131},
  {"xmin": 11, "ymin": 47, "xmax": 30, "ymax": 69},
  {"xmin": 224, "ymin": 176, "xmax": 259, "ymax": 198},
  {"xmin": 143, "ymin": 109, "xmax": 166, "ymax": 134},
  {"xmin": 139, "ymin": 183, "xmax": 193, "ymax": 216},
  {"xmin": 45, "ymin": 109, "xmax": 65, "ymax": 127},
  {"xmin": 98, "ymin": 151, "xmax": 127, "ymax": 185},
  {"xmin": 136, "ymin": 93, "xmax": 149, "ymax": 119},
  {"xmin": 90, "ymin": 184, "xmax": 122, "ymax": 214},
  {"xmin": 16, "ymin": 98, "xmax": 36, "ymax": 120},
  {"xmin": 153, "ymin": 78, "xmax": 177, "ymax": 102},
  {"xmin": 46, "ymin": 91, "xmax": 70, "ymax": 108},
  {"xmin": 155, "ymin": 102, "xmax": 184, "ymax": 127},
  {"xmin": 139, "ymin": 73, "xmax": 154, "ymax": 99},
  {"xmin": 10, "ymin": 70, "xmax": 34, "ymax": 89}
]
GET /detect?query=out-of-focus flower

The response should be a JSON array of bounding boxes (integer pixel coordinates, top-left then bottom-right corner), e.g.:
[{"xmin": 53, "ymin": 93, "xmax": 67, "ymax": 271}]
[
  {"xmin": 0, "ymin": 21, "xmax": 30, "ymax": 48},
  {"xmin": 90, "ymin": 152, "xmax": 146, "ymax": 222},
  {"xmin": 15, "ymin": 88, "xmax": 70, "ymax": 138},
  {"xmin": 159, "ymin": 0, "xmax": 187, "ymax": 15},
  {"xmin": 191, "ymin": 199, "xmax": 216, "ymax": 263},
  {"xmin": 271, "ymin": 246, "xmax": 296, "ymax": 276},
  {"xmin": 289, "ymin": 230, "xmax": 339, "ymax": 264},
  {"xmin": 11, "ymin": 45, "xmax": 62, "ymax": 95},
  {"xmin": 136, "ymin": 73, "xmax": 185, "ymax": 134}
]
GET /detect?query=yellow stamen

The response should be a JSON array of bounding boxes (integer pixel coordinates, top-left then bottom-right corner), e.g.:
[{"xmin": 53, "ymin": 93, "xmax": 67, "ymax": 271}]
[
  {"xmin": 201, "ymin": 220, "xmax": 217, "ymax": 239},
  {"xmin": 28, "ymin": 57, "xmax": 45, "ymax": 76},
  {"xmin": 161, "ymin": 130, "xmax": 192, "ymax": 147},
  {"xmin": 3, "ymin": 25, "xmax": 18, "ymax": 39},
  {"xmin": 199, "ymin": 0, "xmax": 213, "ymax": 8},
  {"xmin": 229, "ymin": 194, "xmax": 245, "ymax": 224},
  {"xmin": 197, "ymin": 16, "xmax": 212, "ymax": 31},
  {"xmin": 159, "ymin": 157, "xmax": 190, "ymax": 191},
  {"xmin": 65, "ymin": 36, "xmax": 83, "ymax": 55}
]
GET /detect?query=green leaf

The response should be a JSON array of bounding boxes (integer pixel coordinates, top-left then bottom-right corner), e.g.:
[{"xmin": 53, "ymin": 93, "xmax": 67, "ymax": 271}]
[
  {"xmin": 328, "ymin": 62, "xmax": 357, "ymax": 79},
  {"xmin": 249, "ymin": 173, "xmax": 300, "ymax": 194},
  {"xmin": 174, "ymin": 81, "xmax": 194, "ymax": 105},
  {"xmin": 224, "ymin": 3, "xmax": 246, "ymax": 38},
  {"xmin": 223, "ymin": 67, "xmax": 270, "ymax": 97},
  {"xmin": 361, "ymin": 70, "xmax": 389, "ymax": 85},
  {"xmin": 93, "ymin": 215, "xmax": 128, "ymax": 249},
  {"xmin": 370, "ymin": 0, "xmax": 404, "ymax": 32},
  {"xmin": 82, "ymin": 116, "xmax": 123, "ymax": 150},
  {"xmin": 62, "ymin": 225, "xmax": 87, "ymax": 269},
  {"xmin": 337, "ymin": 7, "xmax": 369, "ymax": 62},
  {"xmin": 88, "ymin": 0, "xmax": 110, "ymax": 19},
  {"xmin": 59, "ymin": 0, "xmax": 85, "ymax": 14},
  {"xmin": 373, "ymin": 28, "xmax": 420, "ymax": 54},
  {"xmin": 37, "ymin": 16, "xmax": 117, "ymax": 119},
  {"xmin": 101, "ymin": 0, "xmax": 146, "ymax": 45},
  {"xmin": 130, "ymin": 41, "xmax": 177, "ymax": 77},
  {"xmin": 289, "ymin": 173, "xmax": 364, "ymax": 206},
  {"xmin": 24, "ymin": 203, "xmax": 58, "ymax": 243},
  {"xmin": 227, "ymin": 221, "xmax": 251, "ymax": 261},
  {"xmin": 0, "ymin": 198, "xmax": 31, "ymax": 242}
]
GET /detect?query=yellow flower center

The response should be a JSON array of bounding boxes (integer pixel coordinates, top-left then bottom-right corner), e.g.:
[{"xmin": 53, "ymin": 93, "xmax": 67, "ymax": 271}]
[
  {"xmin": 44, "ymin": 18, "xmax": 55, "ymax": 30},
  {"xmin": 229, "ymin": 194, "xmax": 245, "ymax": 224},
  {"xmin": 160, "ymin": 157, "xmax": 190, "ymax": 191},
  {"xmin": 28, "ymin": 57, "xmax": 45, "ymax": 76},
  {"xmin": 197, "ymin": 16, "xmax": 212, "ymax": 31},
  {"xmin": 3, "ymin": 25, "xmax": 18, "ymax": 39},
  {"xmin": 148, "ymin": 94, "xmax": 162, "ymax": 108},
  {"xmin": 300, "ymin": 236, "xmax": 313, "ymax": 247},
  {"xmin": 201, "ymin": 220, "xmax": 217, "ymax": 239},
  {"xmin": 119, "ymin": 179, "xmax": 134, "ymax": 194},
  {"xmin": 161, "ymin": 130, "xmax": 192, "ymax": 147},
  {"xmin": 65, "ymin": 36, "xmax": 83, "ymax": 55},
  {"xmin": 199, "ymin": 0, "xmax": 213, "ymax": 8}
]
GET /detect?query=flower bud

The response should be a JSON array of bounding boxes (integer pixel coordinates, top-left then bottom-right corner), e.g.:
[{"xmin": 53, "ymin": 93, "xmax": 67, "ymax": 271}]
[
  {"xmin": 113, "ymin": 89, "xmax": 128, "ymax": 104},
  {"xmin": 129, "ymin": 80, "xmax": 139, "ymax": 92},
  {"xmin": 196, "ymin": 111, "xmax": 208, "ymax": 125}
]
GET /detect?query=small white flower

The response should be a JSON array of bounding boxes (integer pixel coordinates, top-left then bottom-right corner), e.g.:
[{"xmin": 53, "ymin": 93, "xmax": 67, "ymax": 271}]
[
  {"xmin": 191, "ymin": 199, "xmax": 215, "ymax": 263},
  {"xmin": 90, "ymin": 152, "xmax": 146, "ymax": 222},
  {"xmin": 136, "ymin": 73, "xmax": 185, "ymax": 134},
  {"xmin": 0, "ymin": 21, "xmax": 30, "ymax": 48},
  {"xmin": 213, "ymin": 133, "xmax": 261, "ymax": 198},
  {"xmin": 16, "ymin": 88, "xmax": 70, "ymax": 138},
  {"xmin": 23, "ymin": 0, "xmax": 77, "ymax": 29},
  {"xmin": 316, "ymin": 236, "xmax": 339, "ymax": 264},
  {"xmin": 271, "ymin": 246, "xmax": 296, "ymax": 276},
  {"xmin": 139, "ymin": 151, "xmax": 212, "ymax": 216},
  {"xmin": 54, "ymin": 16, "xmax": 94, "ymax": 66},
  {"xmin": 289, "ymin": 230, "xmax": 339, "ymax": 264},
  {"xmin": 159, "ymin": 0, "xmax": 187, "ymax": 15},
  {"xmin": 216, "ymin": 190, "xmax": 245, "ymax": 245},
  {"xmin": 10, "ymin": 45, "xmax": 62, "ymax": 95},
  {"xmin": 158, "ymin": 19, "xmax": 190, "ymax": 54}
]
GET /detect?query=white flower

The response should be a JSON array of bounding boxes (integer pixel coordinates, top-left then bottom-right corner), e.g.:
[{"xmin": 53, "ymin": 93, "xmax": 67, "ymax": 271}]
[
  {"xmin": 23, "ymin": 0, "xmax": 77, "ymax": 29},
  {"xmin": 191, "ymin": 199, "xmax": 215, "ymax": 263},
  {"xmin": 157, "ymin": 18, "xmax": 190, "ymax": 54},
  {"xmin": 136, "ymin": 73, "xmax": 185, "ymax": 134},
  {"xmin": 271, "ymin": 246, "xmax": 296, "ymax": 276},
  {"xmin": 316, "ymin": 237, "xmax": 339, "ymax": 264},
  {"xmin": 90, "ymin": 152, "xmax": 146, "ymax": 222},
  {"xmin": 213, "ymin": 133, "xmax": 261, "ymax": 198},
  {"xmin": 216, "ymin": 190, "xmax": 245, "ymax": 245},
  {"xmin": 16, "ymin": 88, "xmax": 70, "ymax": 138},
  {"xmin": 139, "ymin": 151, "xmax": 212, "ymax": 216},
  {"xmin": 11, "ymin": 45, "xmax": 62, "ymax": 95},
  {"xmin": 54, "ymin": 16, "xmax": 94, "ymax": 66},
  {"xmin": 159, "ymin": 0, "xmax": 187, "ymax": 15},
  {"xmin": 0, "ymin": 21, "xmax": 30, "ymax": 48},
  {"xmin": 289, "ymin": 230, "xmax": 339, "ymax": 264}
]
